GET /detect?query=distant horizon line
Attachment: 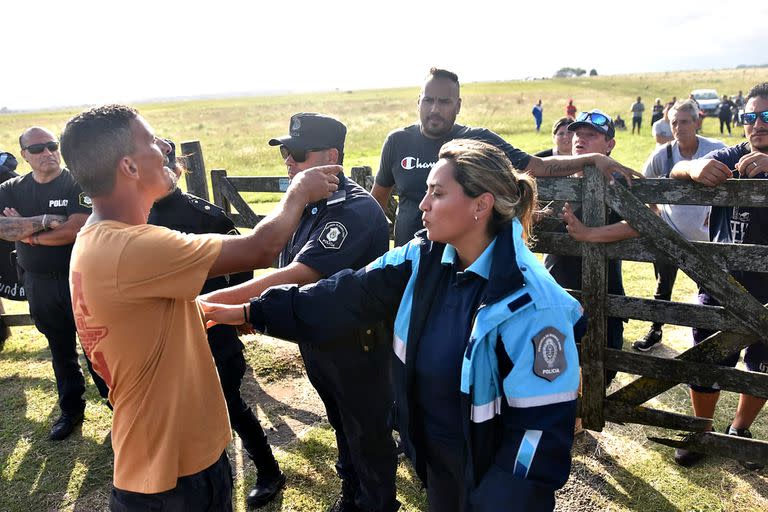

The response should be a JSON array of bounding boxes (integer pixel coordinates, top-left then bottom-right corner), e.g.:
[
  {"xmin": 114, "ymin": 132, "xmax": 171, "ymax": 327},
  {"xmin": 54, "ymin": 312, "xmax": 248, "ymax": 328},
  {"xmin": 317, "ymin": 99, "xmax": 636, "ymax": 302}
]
[{"xmin": 3, "ymin": 64, "xmax": 766, "ymax": 115}]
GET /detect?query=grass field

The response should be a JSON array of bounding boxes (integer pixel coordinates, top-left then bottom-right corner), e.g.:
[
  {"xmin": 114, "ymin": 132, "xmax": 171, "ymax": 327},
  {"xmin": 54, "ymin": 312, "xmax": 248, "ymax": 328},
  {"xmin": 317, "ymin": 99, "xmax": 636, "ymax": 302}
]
[{"xmin": 1, "ymin": 67, "xmax": 767, "ymax": 511}]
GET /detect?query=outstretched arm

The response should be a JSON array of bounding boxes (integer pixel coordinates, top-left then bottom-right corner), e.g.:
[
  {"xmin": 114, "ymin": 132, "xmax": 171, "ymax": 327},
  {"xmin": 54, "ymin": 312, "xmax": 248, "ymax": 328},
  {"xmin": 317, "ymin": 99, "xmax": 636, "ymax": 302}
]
[
  {"xmin": 526, "ymin": 154, "xmax": 642, "ymax": 185},
  {"xmin": 208, "ymin": 165, "xmax": 340, "ymax": 277},
  {"xmin": 201, "ymin": 262, "xmax": 322, "ymax": 305}
]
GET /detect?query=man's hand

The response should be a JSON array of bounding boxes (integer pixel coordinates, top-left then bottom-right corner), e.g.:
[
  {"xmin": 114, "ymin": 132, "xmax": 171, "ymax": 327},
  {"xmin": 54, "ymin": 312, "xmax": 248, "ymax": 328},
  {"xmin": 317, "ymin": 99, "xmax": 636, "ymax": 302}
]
[
  {"xmin": 593, "ymin": 154, "xmax": 643, "ymax": 186},
  {"xmin": 198, "ymin": 299, "xmax": 250, "ymax": 329},
  {"xmin": 290, "ymin": 165, "xmax": 341, "ymax": 204},
  {"xmin": 686, "ymin": 158, "xmax": 732, "ymax": 186},
  {"xmin": 560, "ymin": 202, "xmax": 592, "ymax": 242},
  {"xmin": 736, "ymin": 152, "xmax": 768, "ymax": 178}
]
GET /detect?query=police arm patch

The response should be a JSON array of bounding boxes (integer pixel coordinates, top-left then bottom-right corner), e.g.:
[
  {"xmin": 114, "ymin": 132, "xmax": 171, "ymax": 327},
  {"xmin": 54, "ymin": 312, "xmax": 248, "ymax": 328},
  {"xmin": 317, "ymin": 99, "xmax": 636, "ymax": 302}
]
[
  {"xmin": 318, "ymin": 221, "xmax": 348, "ymax": 250},
  {"xmin": 79, "ymin": 192, "xmax": 93, "ymax": 209},
  {"xmin": 531, "ymin": 327, "xmax": 567, "ymax": 382}
]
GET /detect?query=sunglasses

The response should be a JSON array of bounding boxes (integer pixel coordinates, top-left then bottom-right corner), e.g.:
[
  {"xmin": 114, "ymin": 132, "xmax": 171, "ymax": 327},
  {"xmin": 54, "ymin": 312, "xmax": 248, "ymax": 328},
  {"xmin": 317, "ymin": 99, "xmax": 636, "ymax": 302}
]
[
  {"xmin": 24, "ymin": 141, "xmax": 59, "ymax": 154},
  {"xmin": 279, "ymin": 145, "xmax": 329, "ymax": 163},
  {"xmin": 576, "ymin": 111, "xmax": 612, "ymax": 126},
  {"xmin": 741, "ymin": 110, "xmax": 768, "ymax": 125}
]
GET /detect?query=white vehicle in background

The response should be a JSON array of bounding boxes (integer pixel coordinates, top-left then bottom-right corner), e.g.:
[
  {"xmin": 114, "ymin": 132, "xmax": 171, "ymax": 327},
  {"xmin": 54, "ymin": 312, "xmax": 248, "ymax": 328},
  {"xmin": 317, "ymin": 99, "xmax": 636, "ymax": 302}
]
[{"xmin": 690, "ymin": 89, "xmax": 720, "ymax": 117}]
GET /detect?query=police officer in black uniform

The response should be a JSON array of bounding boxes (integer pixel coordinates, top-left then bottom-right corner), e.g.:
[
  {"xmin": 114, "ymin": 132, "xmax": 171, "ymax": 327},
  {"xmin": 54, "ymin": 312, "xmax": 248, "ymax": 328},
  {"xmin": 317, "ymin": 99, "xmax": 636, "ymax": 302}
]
[
  {"xmin": 203, "ymin": 114, "xmax": 398, "ymax": 512},
  {"xmin": 0, "ymin": 127, "xmax": 109, "ymax": 440},
  {"xmin": 148, "ymin": 140, "xmax": 285, "ymax": 508}
]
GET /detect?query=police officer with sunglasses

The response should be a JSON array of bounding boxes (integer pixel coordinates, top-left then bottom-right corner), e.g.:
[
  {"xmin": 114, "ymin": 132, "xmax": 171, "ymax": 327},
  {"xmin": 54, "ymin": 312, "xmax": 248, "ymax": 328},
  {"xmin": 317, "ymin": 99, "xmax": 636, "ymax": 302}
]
[
  {"xmin": 0, "ymin": 126, "xmax": 109, "ymax": 440},
  {"xmin": 202, "ymin": 113, "xmax": 398, "ymax": 512}
]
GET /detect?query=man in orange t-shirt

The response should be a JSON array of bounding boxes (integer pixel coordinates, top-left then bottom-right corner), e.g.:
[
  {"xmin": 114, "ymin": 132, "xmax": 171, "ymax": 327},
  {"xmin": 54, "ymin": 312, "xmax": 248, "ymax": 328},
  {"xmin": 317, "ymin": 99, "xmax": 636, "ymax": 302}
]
[{"xmin": 60, "ymin": 104, "xmax": 339, "ymax": 510}]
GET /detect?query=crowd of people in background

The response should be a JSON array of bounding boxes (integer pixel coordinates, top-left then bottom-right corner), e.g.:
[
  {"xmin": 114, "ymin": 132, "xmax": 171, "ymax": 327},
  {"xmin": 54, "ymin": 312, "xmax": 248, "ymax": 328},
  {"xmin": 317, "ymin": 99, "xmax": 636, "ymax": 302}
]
[{"xmin": 1, "ymin": 71, "xmax": 767, "ymax": 512}]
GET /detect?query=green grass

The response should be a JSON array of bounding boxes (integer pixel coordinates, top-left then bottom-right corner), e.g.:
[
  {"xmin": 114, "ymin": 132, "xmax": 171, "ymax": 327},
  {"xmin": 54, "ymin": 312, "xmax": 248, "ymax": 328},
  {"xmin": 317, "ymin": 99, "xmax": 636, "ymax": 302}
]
[{"xmin": 1, "ymin": 67, "xmax": 767, "ymax": 510}]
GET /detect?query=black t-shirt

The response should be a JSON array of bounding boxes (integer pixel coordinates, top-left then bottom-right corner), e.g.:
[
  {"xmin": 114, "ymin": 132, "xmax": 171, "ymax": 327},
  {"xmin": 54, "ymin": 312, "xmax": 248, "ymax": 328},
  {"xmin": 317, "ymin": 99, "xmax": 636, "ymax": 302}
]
[
  {"xmin": 375, "ymin": 123, "xmax": 532, "ymax": 246},
  {"xmin": 0, "ymin": 169, "xmax": 91, "ymax": 273},
  {"xmin": 702, "ymin": 142, "xmax": 768, "ymax": 302},
  {"xmin": 148, "ymin": 188, "xmax": 252, "ymax": 361}
]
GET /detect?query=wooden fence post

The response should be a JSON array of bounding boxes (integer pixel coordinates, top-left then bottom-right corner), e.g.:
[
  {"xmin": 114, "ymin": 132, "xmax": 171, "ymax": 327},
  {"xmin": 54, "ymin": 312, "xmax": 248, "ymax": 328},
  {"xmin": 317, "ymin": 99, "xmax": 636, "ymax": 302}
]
[
  {"xmin": 351, "ymin": 166, "xmax": 373, "ymax": 191},
  {"xmin": 580, "ymin": 165, "xmax": 607, "ymax": 430},
  {"xmin": 180, "ymin": 140, "xmax": 210, "ymax": 201}
]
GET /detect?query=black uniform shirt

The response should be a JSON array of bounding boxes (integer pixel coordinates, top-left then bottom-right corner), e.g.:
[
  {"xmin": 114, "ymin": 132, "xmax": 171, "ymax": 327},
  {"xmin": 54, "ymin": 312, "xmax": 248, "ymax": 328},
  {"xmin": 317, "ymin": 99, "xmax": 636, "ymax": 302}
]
[
  {"xmin": 279, "ymin": 172, "xmax": 390, "ymax": 276},
  {"xmin": 148, "ymin": 188, "xmax": 252, "ymax": 361},
  {"xmin": 0, "ymin": 169, "xmax": 91, "ymax": 273}
]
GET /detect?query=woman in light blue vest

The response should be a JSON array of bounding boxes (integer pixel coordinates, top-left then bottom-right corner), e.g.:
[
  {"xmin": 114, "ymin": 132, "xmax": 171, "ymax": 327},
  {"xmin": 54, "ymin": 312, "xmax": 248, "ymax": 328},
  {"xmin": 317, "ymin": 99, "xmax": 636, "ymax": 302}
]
[{"xmin": 203, "ymin": 139, "xmax": 584, "ymax": 512}]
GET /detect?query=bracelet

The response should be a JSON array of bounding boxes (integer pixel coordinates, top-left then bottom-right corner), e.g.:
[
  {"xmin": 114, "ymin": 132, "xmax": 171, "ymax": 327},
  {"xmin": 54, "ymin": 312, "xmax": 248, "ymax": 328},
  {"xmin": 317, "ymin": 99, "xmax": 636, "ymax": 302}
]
[
  {"xmin": 243, "ymin": 304, "xmax": 248, "ymax": 323},
  {"xmin": 42, "ymin": 214, "xmax": 48, "ymax": 231}
]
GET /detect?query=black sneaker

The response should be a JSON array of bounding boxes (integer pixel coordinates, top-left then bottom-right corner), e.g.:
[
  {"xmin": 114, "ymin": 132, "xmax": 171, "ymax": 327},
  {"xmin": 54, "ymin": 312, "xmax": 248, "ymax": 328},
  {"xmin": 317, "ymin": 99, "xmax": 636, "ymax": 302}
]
[
  {"xmin": 632, "ymin": 328, "xmax": 663, "ymax": 352},
  {"xmin": 49, "ymin": 412, "xmax": 84, "ymax": 441},
  {"xmin": 246, "ymin": 471, "xmax": 286, "ymax": 508},
  {"xmin": 725, "ymin": 424, "xmax": 764, "ymax": 470},
  {"xmin": 674, "ymin": 433, "xmax": 707, "ymax": 467}
]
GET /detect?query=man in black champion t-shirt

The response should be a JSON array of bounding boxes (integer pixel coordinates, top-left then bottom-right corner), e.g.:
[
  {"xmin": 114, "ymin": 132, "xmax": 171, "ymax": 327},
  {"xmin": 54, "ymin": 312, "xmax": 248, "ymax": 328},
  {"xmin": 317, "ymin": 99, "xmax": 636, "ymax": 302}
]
[
  {"xmin": 371, "ymin": 67, "xmax": 640, "ymax": 246},
  {"xmin": 0, "ymin": 127, "xmax": 108, "ymax": 441}
]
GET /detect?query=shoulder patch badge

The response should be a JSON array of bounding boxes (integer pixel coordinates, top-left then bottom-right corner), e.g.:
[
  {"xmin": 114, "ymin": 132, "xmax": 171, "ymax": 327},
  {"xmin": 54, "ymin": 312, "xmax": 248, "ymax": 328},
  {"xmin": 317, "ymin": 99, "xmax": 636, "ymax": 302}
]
[
  {"xmin": 79, "ymin": 192, "xmax": 92, "ymax": 209},
  {"xmin": 531, "ymin": 327, "xmax": 567, "ymax": 382},
  {"xmin": 318, "ymin": 221, "xmax": 348, "ymax": 250}
]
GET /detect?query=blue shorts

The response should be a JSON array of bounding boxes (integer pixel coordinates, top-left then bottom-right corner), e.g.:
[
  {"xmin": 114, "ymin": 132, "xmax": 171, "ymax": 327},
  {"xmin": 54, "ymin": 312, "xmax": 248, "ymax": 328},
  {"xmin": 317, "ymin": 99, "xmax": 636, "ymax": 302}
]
[{"xmin": 691, "ymin": 293, "xmax": 768, "ymax": 393}]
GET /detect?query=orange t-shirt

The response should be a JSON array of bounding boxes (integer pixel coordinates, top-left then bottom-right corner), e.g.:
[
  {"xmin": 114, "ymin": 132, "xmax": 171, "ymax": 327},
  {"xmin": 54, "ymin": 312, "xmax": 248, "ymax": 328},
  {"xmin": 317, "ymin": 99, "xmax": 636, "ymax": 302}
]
[{"xmin": 69, "ymin": 221, "xmax": 231, "ymax": 493}]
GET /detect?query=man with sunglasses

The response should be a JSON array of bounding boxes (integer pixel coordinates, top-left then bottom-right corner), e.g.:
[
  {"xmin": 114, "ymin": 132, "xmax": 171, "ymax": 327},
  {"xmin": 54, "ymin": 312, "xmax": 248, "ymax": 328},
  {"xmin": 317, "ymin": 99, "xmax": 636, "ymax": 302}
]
[
  {"xmin": 202, "ymin": 113, "xmax": 397, "ymax": 512},
  {"xmin": 0, "ymin": 127, "xmax": 109, "ymax": 441},
  {"xmin": 668, "ymin": 82, "xmax": 768, "ymax": 470},
  {"xmin": 544, "ymin": 110, "xmax": 639, "ymax": 386},
  {"xmin": 371, "ymin": 67, "xmax": 639, "ymax": 247}
]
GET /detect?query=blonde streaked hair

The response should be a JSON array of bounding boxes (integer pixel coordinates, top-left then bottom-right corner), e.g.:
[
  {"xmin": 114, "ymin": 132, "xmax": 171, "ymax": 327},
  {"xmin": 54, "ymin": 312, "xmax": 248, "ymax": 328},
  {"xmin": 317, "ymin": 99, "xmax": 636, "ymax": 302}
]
[{"xmin": 438, "ymin": 139, "xmax": 538, "ymax": 242}]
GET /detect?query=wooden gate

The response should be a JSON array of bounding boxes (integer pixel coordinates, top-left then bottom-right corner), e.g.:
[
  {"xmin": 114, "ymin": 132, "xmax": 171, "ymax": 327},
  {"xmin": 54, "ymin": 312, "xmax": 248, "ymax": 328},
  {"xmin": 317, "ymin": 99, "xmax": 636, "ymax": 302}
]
[{"xmin": 187, "ymin": 141, "xmax": 768, "ymax": 466}]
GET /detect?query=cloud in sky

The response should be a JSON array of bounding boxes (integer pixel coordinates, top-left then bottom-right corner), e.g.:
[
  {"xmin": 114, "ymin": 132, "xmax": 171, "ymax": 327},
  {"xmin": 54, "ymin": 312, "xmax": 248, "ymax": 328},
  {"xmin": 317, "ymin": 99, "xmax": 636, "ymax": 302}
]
[{"xmin": 2, "ymin": 0, "xmax": 765, "ymax": 110}]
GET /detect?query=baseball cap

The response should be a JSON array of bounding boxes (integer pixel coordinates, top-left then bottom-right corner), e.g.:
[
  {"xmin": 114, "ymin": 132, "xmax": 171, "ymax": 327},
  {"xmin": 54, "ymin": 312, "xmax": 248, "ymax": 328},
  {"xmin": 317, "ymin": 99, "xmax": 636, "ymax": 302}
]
[
  {"xmin": 0, "ymin": 152, "xmax": 18, "ymax": 175},
  {"xmin": 268, "ymin": 113, "xmax": 346, "ymax": 154},
  {"xmin": 568, "ymin": 109, "xmax": 615, "ymax": 139}
]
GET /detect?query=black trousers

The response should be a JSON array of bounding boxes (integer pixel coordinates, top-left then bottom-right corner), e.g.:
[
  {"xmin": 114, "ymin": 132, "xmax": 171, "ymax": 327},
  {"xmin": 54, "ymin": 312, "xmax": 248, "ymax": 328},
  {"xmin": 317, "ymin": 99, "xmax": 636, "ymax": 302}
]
[
  {"xmin": 300, "ymin": 341, "xmax": 399, "ymax": 512},
  {"xmin": 23, "ymin": 272, "xmax": 109, "ymax": 415},
  {"xmin": 109, "ymin": 451, "xmax": 233, "ymax": 511},
  {"xmin": 651, "ymin": 260, "xmax": 678, "ymax": 330},
  {"xmin": 215, "ymin": 351, "xmax": 277, "ymax": 474},
  {"xmin": 719, "ymin": 116, "xmax": 732, "ymax": 135},
  {"xmin": 423, "ymin": 435, "xmax": 466, "ymax": 512}
]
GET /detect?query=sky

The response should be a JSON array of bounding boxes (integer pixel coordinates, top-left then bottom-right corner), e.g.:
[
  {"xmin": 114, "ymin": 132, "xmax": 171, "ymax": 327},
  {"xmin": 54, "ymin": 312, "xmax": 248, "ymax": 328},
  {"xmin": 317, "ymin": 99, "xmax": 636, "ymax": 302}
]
[{"xmin": 2, "ymin": 0, "xmax": 766, "ymax": 111}]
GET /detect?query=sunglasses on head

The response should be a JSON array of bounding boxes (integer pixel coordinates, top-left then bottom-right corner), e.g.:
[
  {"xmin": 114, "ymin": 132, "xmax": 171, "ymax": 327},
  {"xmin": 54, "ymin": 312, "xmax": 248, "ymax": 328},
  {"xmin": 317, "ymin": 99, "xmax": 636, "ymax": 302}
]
[
  {"xmin": 741, "ymin": 110, "xmax": 768, "ymax": 125},
  {"xmin": 24, "ymin": 141, "xmax": 59, "ymax": 154},
  {"xmin": 576, "ymin": 111, "xmax": 611, "ymax": 126},
  {"xmin": 279, "ymin": 145, "xmax": 329, "ymax": 163}
]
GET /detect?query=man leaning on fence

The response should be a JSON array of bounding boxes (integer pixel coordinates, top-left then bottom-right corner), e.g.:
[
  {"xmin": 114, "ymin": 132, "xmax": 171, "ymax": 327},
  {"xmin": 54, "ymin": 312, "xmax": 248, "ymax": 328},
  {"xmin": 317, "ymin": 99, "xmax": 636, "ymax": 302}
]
[
  {"xmin": 668, "ymin": 82, "xmax": 768, "ymax": 470},
  {"xmin": 59, "ymin": 104, "xmax": 339, "ymax": 510},
  {"xmin": 632, "ymin": 100, "xmax": 726, "ymax": 352},
  {"xmin": 0, "ymin": 127, "xmax": 110, "ymax": 441}
]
